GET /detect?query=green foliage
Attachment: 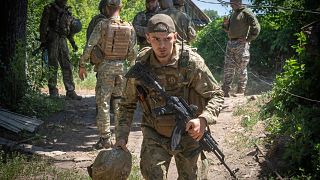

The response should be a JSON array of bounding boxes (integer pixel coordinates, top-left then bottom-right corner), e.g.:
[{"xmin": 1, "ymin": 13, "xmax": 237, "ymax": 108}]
[
  {"xmin": 16, "ymin": 89, "xmax": 64, "ymax": 118},
  {"xmin": 0, "ymin": 150, "xmax": 89, "ymax": 180},
  {"xmin": 262, "ymin": 32, "xmax": 320, "ymax": 178},
  {"xmin": 193, "ymin": 18, "xmax": 227, "ymax": 75}
]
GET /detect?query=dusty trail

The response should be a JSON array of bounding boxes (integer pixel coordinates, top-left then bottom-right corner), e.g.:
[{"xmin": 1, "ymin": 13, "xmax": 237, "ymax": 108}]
[{"xmin": 14, "ymin": 91, "xmax": 269, "ymax": 179}]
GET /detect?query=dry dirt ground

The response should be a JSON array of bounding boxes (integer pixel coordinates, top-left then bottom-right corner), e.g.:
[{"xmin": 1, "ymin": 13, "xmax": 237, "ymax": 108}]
[{"xmin": 2, "ymin": 90, "xmax": 275, "ymax": 180}]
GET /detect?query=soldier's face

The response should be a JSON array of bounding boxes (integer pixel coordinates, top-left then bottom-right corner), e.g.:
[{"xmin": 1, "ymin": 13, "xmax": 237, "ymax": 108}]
[
  {"xmin": 147, "ymin": 32, "xmax": 177, "ymax": 64},
  {"xmin": 230, "ymin": 0, "xmax": 241, "ymax": 10},
  {"xmin": 146, "ymin": 0, "xmax": 158, "ymax": 11}
]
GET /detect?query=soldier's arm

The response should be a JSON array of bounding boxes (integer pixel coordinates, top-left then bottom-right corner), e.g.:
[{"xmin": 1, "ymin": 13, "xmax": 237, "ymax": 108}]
[
  {"xmin": 79, "ymin": 20, "xmax": 103, "ymax": 66},
  {"xmin": 245, "ymin": 10, "xmax": 261, "ymax": 42},
  {"xmin": 39, "ymin": 5, "xmax": 50, "ymax": 45},
  {"xmin": 126, "ymin": 28, "xmax": 138, "ymax": 64},
  {"xmin": 132, "ymin": 12, "xmax": 148, "ymax": 38},
  {"xmin": 115, "ymin": 78, "xmax": 139, "ymax": 143},
  {"xmin": 185, "ymin": 13, "xmax": 196, "ymax": 42},
  {"xmin": 189, "ymin": 53, "xmax": 224, "ymax": 125}
]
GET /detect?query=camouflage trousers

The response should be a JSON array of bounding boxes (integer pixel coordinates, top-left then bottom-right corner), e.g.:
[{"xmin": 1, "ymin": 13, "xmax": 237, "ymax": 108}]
[
  {"xmin": 140, "ymin": 126, "xmax": 207, "ymax": 180},
  {"xmin": 47, "ymin": 36, "xmax": 75, "ymax": 92},
  {"xmin": 222, "ymin": 40, "xmax": 250, "ymax": 93},
  {"xmin": 96, "ymin": 61, "xmax": 125, "ymax": 139}
]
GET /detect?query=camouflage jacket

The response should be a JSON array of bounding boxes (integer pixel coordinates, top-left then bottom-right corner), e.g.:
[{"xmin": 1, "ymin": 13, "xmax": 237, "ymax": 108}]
[
  {"xmin": 159, "ymin": 7, "xmax": 196, "ymax": 43},
  {"xmin": 116, "ymin": 44, "xmax": 224, "ymax": 141},
  {"xmin": 40, "ymin": 2, "xmax": 75, "ymax": 45},
  {"xmin": 222, "ymin": 7, "xmax": 260, "ymax": 42},
  {"xmin": 86, "ymin": 13, "xmax": 107, "ymax": 43},
  {"xmin": 80, "ymin": 16, "xmax": 137, "ymax": 70},
  {"xmin": 132, "ymin": 8, "xmax": 160, "ymax": 48}
]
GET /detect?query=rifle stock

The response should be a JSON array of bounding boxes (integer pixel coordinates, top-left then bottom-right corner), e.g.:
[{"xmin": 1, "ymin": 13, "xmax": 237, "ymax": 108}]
[{"xmin": 125, "ymin": 62, "xmax": 238, "ymax": 179}]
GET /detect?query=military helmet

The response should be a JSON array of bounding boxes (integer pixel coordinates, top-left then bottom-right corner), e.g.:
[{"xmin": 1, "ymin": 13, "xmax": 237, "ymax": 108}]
[
  {"xmin": 70, "ymin": 18, "xmax": 82, "ymax": 34},
  {"xmin": 92, "ymin": 148, "xmax": 132, "ymax": 180}
]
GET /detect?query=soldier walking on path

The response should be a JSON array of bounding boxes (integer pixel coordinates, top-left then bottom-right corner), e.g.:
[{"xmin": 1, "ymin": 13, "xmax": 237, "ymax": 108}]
[
  {"xmin": 115, "ymin": 14, "xmax": 224, "ymax": 179},
  {"xmin": 133, "ymin": 0, "xmax": 160, "ymax": 49},
  {"xmin": 79, "ymin": 0, "xmax": 136, "ymax": 149},
  {"xmin": 159, "ymin": 0, "xmax": 196, "ymax": 44},
  {"xmin": 221, "ymin": 0, "xmax": 260, "ymax": 97},
  {"xmin": 40, "ymin": 0, "xmax": 82, "ymax": 100}
]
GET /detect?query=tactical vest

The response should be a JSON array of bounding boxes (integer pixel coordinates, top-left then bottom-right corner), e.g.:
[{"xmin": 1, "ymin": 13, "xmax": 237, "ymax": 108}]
[
  {"xmin": 51, "ymin": 3, "xmax": 73, "ymax": 36},
  {"xmin": 100, "ymin": 19, "xmax": 132, "ymax": 60},
  {"xmin": 137, "ymin": 47, "xmax": 207, "ymax": 137}
]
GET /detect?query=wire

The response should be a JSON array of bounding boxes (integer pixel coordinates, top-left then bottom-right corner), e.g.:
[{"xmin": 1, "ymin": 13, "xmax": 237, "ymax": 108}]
[
  {"xmin": 195, "ymin": 0, "xmax": 320, "ymax": 15},
  {"xmin": 188, "ymin": 1, "xmax": 320, "ymax": 103}
]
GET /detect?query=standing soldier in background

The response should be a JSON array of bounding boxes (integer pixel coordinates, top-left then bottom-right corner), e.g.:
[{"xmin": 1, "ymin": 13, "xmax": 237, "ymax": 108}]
[
  {"xmin": 133, "ymin": 0, "xmax": 160, "ymax": 49},
  {"xmin": 86, "ymin": 0, "xmax": 110, "ymax": 43},
  {"xmin": 221, "ymin": 0, "xmax": 260, "ymax": 97},
  {"xmin": 159, "ymin": 0, "xmax": 196, "ymax": 44},
  {"xmin": 40, "ymin": 0, "xmax": 82, "ymax": 100},
  {"xmin": 79, "ymin": 0, "xmax": 136, "ymax": 149}
]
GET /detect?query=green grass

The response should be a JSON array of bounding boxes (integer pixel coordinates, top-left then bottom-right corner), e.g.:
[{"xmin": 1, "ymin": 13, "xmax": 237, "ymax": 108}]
[{"xmin": 0, "ymin": 150, "xmax": 89, "ymax": 180}]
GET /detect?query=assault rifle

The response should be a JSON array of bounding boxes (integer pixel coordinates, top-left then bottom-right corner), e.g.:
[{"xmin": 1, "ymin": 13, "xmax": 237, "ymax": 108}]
[{"xmin": 125, "ymin": 62, "xmax": 238, "ymax": 179}]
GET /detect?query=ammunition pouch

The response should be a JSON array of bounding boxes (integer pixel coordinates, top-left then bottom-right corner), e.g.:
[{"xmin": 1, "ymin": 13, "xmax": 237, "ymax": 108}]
[
  {"xmin": 90, "ymin": 45, "xmax": 103, "ymax": 65},
  {"xmin": 153, "ymin": 114, "xmax": 176, "ymax": 138}
]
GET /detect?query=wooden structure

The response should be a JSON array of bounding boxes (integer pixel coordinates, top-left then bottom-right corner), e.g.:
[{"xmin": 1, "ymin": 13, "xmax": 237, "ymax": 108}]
[
  {"xmin": 0, "ymin": 108, "xmax": 43, "ymax": 133},
  {"xmin": 175, "ymin": 0, "xmax": 211, "ymax": 27}
]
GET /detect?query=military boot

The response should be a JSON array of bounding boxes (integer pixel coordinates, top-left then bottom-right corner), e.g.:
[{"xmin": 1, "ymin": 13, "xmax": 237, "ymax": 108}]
[
  {"xmin": 49, "ymin": 88, "xmax": 59, "ymax": 98},
  {"xmin": 93, "ymin": 137, "xmax": 113, "ymax": 149},
  {"xmin": 66, "ymin": 91, "xmax": 82, "ymax": 100},
  {"xmin": 223, "ymin": 90, "xmax": 230, "ymax": 97},
  {"xmin": 236, "ymin": 87, "xmax": 245, "ymax": 96}
]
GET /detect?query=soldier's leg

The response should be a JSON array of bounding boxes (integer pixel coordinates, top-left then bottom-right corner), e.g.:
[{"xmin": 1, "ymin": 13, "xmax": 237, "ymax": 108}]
[
  {"xmin": 47, "ymin": 38, "xmax": 59, "ymax": 97},
  {"xmin": 95, "ymin": 72, "xmax": 114, "ymax": 149},
  {"xmin": 222, "ymin": 42, "xmax": 236, "ymax": 97},
  {"xmin": 112, "ymin": 74, "xmax": 125, "ymax": 126},
  {"xmin": 140, "ymin": 138, "xmax": 172, "ymax": 180},
  {"xmin": 58, "ymin": 38, "xmax": 81, "ymax": 100},
  {"xmin": 236, "ymin": 42, "xmax": 250, "ymax": 94},
  {"xmin": 174, "ymin": 135, "xmax": 200, "ymax": 180}
]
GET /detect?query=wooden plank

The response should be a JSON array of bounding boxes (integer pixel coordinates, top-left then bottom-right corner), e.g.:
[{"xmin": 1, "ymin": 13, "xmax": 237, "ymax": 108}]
[
  {"xmin": 0, "ymin": 113, "xmax": 36, "ymax": 132},
  {"xmin": 0, "ymin": 120, "xmax": 21, "ymax": 133},
  {"xmin": 0, "ymin": 109, "xmax": 43, "ymax": 125}
]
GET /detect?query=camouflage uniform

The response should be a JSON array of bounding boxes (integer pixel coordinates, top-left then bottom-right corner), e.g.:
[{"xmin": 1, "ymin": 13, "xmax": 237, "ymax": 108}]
[
  {"xmin": 80, "ymin": 16, "xmax": 136, "ymax": 140},
  {"xmin": 221, "ymin": 7, "xmax": 260, "ymax": 95},
  {"xmin": 86, "ymin": 14, "xmax": 106, "ymax": 43},
  {"xmin": 133, "ymin": 6, "xmax": 160, "ymax": 49},
  {"xmin": 160, "ymin": 7, "xmax": 196, "ymax": 43},
  {"xmin": 40, "ymin": 2, "xmax": 79, "ymax": 97},
  {"xmin": 116, "ymin": 44, "xmax": 224, "ymax": 179}
]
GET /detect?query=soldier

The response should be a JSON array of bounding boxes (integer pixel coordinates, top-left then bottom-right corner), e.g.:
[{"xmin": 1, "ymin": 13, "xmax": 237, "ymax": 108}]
[
  {"xmin": 221, "ymin": 0, "xmax": 260, "ymax": 97},
  {"xmin": 133, "ymin": 0, "xmax": 160, "ymax": 49},
  {"xmin": 86, "ymin": 0, "xmax": 109, "ymax": 43},
  {"xmin": 115, "ymin": 14, "xmax": 224, "ymax": 179},
  {"xmin": 40, "ymin": 0, "xmax": 82, "ymax": 100},
  {"xmin": 79, "ymin": 0, "xmax": 136, "ymax": 149},
  {"xmin": 159, "ymin": 0, "xmax": 196, "ymax": 43}
]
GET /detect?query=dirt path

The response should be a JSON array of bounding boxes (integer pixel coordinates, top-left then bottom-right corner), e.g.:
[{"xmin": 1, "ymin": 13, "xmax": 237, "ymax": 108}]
[{"xmin": 31, "ymin": 92, "xmax": 270, "ymax": 179}]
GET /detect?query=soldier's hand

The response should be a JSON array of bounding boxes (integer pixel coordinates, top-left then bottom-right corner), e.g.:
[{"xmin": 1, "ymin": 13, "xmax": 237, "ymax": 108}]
[
  {"xmin": 114, "ymin": 139, "xmax": 128, "ymax": 152},
  {"xmin": 78, "ymin": 66, "xmax": 87, "ymax": 81},
  {"xmin": 186, "ymin": 117, "xmax": 207, "ymax": 141}
]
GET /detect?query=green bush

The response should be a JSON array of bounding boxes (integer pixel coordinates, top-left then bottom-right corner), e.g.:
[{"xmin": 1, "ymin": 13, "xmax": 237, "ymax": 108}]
[{"xmin": 263, "ymin": 32, "xmax": 320, "ymax": 178}]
